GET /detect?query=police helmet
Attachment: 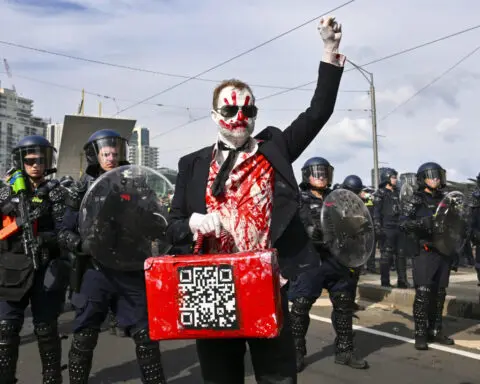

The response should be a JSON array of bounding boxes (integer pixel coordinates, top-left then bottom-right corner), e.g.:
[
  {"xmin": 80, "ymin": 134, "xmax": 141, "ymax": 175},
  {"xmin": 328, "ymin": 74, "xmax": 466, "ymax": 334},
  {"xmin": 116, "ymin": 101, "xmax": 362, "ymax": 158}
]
[
  {"xmin": 416, "ymin": 162, "xmax": 446, "ymax": 189},
  {"xmin": 301, "ymin": 157, "xmax": 334, "ymax": 188},
  {"xmin": 341, "ymin": 175, "xmax": 364, "ymax": 194},
  {"xmin": 83, "ymin": 129, "xmax": 129, "ymax": 174},
  {"xmin": 379, "ymin": 167, "xmax": 398, "ymax": 188},
  {"xmin": 11, "ymin": 135, "xmax": 56, "ymax": 174}
]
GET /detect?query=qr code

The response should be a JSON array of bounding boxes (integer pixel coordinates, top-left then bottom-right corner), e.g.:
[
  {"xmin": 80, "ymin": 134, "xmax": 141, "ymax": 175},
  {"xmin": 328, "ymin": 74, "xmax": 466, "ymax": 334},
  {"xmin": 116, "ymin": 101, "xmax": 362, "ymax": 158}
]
[{"xmin": 177, "ymin": 265, "xmax": 238, "ymax": 330}]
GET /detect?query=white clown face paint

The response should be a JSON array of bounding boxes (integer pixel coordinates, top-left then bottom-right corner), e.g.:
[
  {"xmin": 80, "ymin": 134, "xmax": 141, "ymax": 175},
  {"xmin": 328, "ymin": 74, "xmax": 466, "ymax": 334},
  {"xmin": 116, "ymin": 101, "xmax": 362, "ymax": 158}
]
[{"xmin": 211, "ymin": 86, "xmax": 257, "ymax": 148}]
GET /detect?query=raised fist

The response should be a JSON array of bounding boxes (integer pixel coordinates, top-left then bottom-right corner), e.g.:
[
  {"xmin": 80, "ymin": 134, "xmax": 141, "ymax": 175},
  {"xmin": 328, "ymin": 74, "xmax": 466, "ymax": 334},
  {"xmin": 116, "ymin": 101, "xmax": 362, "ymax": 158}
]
[{"xmin": 318, "ymin": 16, "xmax": 342, "ymax": 53}]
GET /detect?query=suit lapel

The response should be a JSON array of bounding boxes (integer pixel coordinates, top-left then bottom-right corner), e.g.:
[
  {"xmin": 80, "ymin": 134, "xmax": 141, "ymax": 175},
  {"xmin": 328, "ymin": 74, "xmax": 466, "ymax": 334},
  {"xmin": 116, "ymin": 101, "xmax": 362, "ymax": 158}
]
[
  {"xmin": 258, "ymin": 140, "xmax": 297, "ymax": 190},
  {"xmin": 190, "ymin": 146, "xmax": 213, "ymax": 214},
  {"xmin": 258, "ymin": 141, "xmax": 299, "ymax": 244}
]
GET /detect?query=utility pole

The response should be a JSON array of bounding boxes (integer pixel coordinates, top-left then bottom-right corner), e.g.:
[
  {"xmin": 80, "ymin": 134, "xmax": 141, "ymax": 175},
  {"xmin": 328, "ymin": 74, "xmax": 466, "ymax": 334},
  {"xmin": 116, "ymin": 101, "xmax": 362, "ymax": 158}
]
[
  {"xmin": 346, "ymin": 59, "xmax": 380, "ymax": 190},
  {"xmin": 370, "ymin": 73, "xmax": 379, "ymax": 190}
]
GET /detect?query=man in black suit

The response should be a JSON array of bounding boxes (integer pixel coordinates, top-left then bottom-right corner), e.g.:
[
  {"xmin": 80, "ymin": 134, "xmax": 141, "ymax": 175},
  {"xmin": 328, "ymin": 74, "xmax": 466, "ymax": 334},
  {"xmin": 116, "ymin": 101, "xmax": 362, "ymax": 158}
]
[{"xmin": 167, "ymin": 16, "xmax": 345, "ymax": 384}]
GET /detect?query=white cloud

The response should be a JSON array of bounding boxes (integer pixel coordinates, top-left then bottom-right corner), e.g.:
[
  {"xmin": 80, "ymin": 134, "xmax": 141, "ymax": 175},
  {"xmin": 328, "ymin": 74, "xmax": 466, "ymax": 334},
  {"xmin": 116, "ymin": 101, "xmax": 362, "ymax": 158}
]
[
  {"xmin": 435, "ymin": 117, "xmax": 459, "ymax": 133},
  {"xmin": 375, "ymin": 86, "xmax": 415, "ymax": 105}
]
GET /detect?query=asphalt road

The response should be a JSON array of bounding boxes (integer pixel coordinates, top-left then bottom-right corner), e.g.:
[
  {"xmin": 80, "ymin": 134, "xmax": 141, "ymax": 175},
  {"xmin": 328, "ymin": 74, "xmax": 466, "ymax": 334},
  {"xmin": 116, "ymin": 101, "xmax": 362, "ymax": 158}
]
[{"xmin": 16, "ymin": 301, "xmax": 480, "ymax": 383}]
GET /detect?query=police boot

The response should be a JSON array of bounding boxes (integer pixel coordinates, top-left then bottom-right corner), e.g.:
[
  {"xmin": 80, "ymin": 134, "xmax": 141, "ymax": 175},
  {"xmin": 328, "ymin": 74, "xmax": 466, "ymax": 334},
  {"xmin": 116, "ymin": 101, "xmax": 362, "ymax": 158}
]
[
  {"xmin": 35, "ymin": 323, "xmax": 63, "ymax": 384},
  {"xmin": 0, "ymin": 320, "xmax": 21, "ymax": 384},
  {"xmin": 396, "ymin": 252, "xmax": 410, "ymax": 289},
  {"xmin": 133, "ymin": 329, "xmax": 166, "ymax": 384},
  {"xmin": 413, "ymin": 286, "xmax": 430, "ymax": 350},
  {"xmin": 330, "ymin": 292, "xmax": 368, "ymax": 369},
  {"xmin": 290, "ymin": 297, "xmax": 315, "ymax": 373},
  {"xmin": 428, "ymin": 288, "xmax": 454, "ymax": 345},
  {"xmin": 379, "ymin": 251, "xmax": 392, "ymax": 287},
  {"xmin": 68, "ymin": 328, "xmax": 99, "ymax": 383}
]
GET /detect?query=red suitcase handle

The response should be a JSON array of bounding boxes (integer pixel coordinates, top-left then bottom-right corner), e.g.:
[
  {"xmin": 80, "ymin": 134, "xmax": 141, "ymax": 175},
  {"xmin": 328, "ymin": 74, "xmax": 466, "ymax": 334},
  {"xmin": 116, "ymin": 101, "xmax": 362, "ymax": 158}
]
[{"xmin": 193, "ymin": 232, "xmax": 204, "ymax": 254}]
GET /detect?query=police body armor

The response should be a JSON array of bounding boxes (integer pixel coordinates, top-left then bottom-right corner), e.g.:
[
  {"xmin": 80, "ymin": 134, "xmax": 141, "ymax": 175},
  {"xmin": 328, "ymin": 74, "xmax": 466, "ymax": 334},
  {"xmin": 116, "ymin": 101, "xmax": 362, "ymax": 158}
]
[
  {"xmin": 299, "ymin": 190, "xmax": 330, "ymax": 256},
  {"xmin": 401, "ymin": 190, "xmax": 444, "ymax": 251},
  {"xmin": 377, "ymin": 188, "xmax": 400, "ymax": 218},
  {"xmin": 0, "ymin": 180, "xmax": 65, "ymax": 301}
]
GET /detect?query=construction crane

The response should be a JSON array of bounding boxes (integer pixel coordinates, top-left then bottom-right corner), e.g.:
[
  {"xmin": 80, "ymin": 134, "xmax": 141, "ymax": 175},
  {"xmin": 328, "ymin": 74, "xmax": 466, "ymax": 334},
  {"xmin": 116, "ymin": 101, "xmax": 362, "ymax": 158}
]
[{"xmin": 3, "ymin": 59, "xmax": 16, "ymax": 93}]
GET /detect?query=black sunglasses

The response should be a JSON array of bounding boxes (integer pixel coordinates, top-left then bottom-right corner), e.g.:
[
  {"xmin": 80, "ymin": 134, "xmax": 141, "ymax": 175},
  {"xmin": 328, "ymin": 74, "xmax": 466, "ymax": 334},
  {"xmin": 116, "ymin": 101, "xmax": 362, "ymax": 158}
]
[
  {"xmin": 217, "ymin": 105, "xmax": 258, "ymax": 119},
  {"xmin": 23, "ymin": 157, "xmax": 46, "ymax": 166}
]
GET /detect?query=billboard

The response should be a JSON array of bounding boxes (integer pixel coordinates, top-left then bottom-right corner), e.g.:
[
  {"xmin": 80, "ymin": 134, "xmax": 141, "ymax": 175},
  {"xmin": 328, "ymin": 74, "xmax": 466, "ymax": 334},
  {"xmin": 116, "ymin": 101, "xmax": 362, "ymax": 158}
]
[{"xmin": 55, "ymin": 115, "xmax": 136, "ymax": 179}]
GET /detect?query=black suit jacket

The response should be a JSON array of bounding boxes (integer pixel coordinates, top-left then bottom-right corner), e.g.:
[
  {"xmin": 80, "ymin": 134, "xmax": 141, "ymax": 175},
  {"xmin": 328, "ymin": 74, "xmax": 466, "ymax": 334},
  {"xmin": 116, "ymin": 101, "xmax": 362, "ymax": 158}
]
[{"xmin": 166, "ymin": 61, "xmax": 343, "ymax": 279}]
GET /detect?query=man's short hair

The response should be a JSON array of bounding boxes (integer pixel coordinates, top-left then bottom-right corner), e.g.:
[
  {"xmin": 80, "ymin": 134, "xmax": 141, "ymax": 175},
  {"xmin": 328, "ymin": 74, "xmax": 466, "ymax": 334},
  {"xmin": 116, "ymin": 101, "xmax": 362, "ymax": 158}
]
[{"xmin": 212, "ymin": 79, "xmax": 255, "ymax": 110}]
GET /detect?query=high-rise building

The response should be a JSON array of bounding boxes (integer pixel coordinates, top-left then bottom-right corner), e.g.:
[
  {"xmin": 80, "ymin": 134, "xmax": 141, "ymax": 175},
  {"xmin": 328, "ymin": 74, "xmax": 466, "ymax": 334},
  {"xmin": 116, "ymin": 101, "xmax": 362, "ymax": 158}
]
[
  {"xmin": 0, "ymin": 87, "xmax": 49, "ymax": 174},
  {"xmin": 46, "ymin": 123, "xmax": 64, "ymax": 152},
  {"xmin": 128, "ymin": 126, "xmax": 159, "ymax": 169}
]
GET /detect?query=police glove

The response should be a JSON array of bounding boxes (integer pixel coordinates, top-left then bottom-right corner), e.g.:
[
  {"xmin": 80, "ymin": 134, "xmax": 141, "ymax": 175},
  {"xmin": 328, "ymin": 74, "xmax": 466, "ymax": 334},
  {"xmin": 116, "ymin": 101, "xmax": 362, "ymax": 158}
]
[{"xmin": 189, "ymin": 212, "xmax": 222, "ymax": 238}]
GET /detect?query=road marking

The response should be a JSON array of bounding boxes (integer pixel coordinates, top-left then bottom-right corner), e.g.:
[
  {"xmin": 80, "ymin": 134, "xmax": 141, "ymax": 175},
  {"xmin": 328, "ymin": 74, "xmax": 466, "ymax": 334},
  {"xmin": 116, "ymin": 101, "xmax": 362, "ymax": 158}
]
[
  {"xmin": 361, "ymin": 273, "xmax": 478, "ymax": 285},
  {"xmin": 309, "ymin": 314, "xmax": 480, "ymax": 361}
]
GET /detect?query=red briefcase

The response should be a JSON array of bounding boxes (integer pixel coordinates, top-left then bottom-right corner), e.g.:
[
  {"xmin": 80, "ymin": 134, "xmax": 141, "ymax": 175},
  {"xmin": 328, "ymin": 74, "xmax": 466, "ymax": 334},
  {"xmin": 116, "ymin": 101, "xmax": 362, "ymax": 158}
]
[{"xmin": 144, "ymin": 234, "xmax": 283, "ymax": 340}]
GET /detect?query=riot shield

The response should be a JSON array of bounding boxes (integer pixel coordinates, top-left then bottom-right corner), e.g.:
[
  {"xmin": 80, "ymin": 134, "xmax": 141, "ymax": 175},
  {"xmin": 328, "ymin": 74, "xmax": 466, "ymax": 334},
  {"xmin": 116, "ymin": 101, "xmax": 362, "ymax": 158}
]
[
  {"xmin": 432, "ymin": 191, "xmax": 471, "ymax": 258},
  {"xmin": 78, "ymin": 165, "xmax": 174, "ymax": 271},
  {"xmin": 400, "ymin": 182, "xmax": 416, "ymax": 203},
  {"xmin": 320, "ymin": 189, "xmax": 375, "ymax": 268}
]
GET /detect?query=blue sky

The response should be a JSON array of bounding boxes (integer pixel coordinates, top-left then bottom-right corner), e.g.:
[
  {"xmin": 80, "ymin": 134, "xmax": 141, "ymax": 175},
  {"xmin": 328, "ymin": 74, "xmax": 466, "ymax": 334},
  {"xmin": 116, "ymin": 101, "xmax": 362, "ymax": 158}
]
[{"xmin": 1, "ymin": 0, "xmax": 480, "ymax": 185}]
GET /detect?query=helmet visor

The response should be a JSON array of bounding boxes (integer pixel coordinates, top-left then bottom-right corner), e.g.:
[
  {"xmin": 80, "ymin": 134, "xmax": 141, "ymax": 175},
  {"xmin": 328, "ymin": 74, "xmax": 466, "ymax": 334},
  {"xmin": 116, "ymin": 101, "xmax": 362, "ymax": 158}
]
[
  {"xmin": 423, "ymin": 168, "xmax": 446, "ymax": 184},
  {"xmin": 89, "ymin": 137, "xmax": 128, "ymax": 168},
  {"xmin": 12, "ymin": 146, "xmax": 56, "ymax": 172},
  {"xmin": 308, "ymin": 164, "xmax": 333, "ymax": 181}
]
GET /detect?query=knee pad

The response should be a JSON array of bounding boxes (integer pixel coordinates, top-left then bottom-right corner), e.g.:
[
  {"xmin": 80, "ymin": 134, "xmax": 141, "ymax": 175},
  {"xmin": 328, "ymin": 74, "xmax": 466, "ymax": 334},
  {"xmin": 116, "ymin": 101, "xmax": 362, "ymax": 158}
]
[
  {"xmin": 0, "ymin": 320, "xmax": 21, "ymax": 347},
  {"xmin": 291, "ymin": 297, "xmax": 315, "ymax": 316},
  {"xmin": 132, "ymin": 329, "xmax": 162, "ymax": 367},
  {"xmin": 415, "ymin": 285, "xmax": 431, "ymax": 300},
  {"xmin": 71, "ymin": 328, "xmax": 99, "ymax": 355},
  {"xmin": 330, "ymin": 291, "xmax": 354, "ymax": 314},
  {"xmin": 34, "ymin": 322, "xmax": 58, "ymax": 338},
  {"xmin": 132, "ymin": 329, "xmax": 165, "ymax": 383},
  {"xmin": 133, "ymin": 328, "xmax": 159, "ymax": 352}
]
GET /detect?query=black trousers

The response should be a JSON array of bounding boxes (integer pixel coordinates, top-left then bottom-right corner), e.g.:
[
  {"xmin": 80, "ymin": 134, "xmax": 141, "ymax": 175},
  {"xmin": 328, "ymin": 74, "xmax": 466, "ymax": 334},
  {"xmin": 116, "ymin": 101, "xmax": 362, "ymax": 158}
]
[{"xmin": 196, "ymin": 286, "xmax": 296, "ymax": 384}]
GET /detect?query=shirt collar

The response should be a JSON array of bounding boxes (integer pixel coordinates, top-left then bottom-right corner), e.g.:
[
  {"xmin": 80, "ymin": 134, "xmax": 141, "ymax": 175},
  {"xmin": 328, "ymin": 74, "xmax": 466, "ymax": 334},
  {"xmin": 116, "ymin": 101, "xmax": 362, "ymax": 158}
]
[{"xmin": 212, "ymin": 134, "xmax": 258, "ymax": 162}]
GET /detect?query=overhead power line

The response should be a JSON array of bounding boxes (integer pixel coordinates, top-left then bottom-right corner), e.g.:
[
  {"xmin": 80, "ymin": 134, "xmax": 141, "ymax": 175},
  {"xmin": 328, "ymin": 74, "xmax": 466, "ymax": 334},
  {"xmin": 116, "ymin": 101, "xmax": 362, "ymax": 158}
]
[
  {"xmin": 0, "ymin": 1, "xmax": 355, "ymax": 95},
  {"xmin": 148, "ymin": 24, "xmax": 480, "ymax": 141},
  {"xmin": 113, "ymin": 0, "xmax": 356, "ymax": 115},
  {"xmin": 379, "ymin": 45, "xmax": 480, "ymax": 121},
  {"xmin": 256, "ymin": 23, "xmax": 480, "ymax": 102}
]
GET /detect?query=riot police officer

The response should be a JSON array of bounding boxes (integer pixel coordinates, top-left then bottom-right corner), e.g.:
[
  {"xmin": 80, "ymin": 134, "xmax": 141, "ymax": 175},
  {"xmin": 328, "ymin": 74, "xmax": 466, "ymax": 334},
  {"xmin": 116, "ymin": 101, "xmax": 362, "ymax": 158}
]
[
  {"xmin": 373, "ymin": 168, "xmax": 409, "ymax": 288},
  {"xmin": 400, "ymin": 162, "xmax": 455, "ymax": 350},
  {"xmin": 469, "ymin": 173, "xmax": 480, "ymax": 284},
  {"xmin": 0, "ymin": 136, "xmax": 66, "ymax": 383},
  {"xmin": 57, "ymin": 130, "xmax": 166, "ymax": 383},
  {"xmin": 339, "ymin": 174, "xmax": 373, "ymax": 308},
  {"xmin": 289, "ymin": 158, "xmax": 368, "ymax": 372}
]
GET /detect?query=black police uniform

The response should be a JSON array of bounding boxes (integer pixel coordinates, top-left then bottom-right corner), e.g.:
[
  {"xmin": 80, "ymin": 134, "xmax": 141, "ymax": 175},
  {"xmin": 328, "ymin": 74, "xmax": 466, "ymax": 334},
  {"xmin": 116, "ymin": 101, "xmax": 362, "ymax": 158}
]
[
  {"xmin": 469, "ymin": 177, "xmax": 480, "ymax": 283},
  {"xmin": 0, "ymin": 136, "xmax": 67, "ymax": 384},
  {"xmin": 57, "ymin": 130, "xmax": 166, "ymax": 384},
  {"xmin": 364, "ymin": 193, "xmax": 377, "ymax": 272},
  {"xmin": 373, "ymin": 168, "xmax": 408, "ymax": 288},
  {"xmin": 288, "ymin": 158, "xmax": 367, "ymax": 373},
  {"xmin": 400, "ymin": 162, "xmax": 455, "ymax": 350}
]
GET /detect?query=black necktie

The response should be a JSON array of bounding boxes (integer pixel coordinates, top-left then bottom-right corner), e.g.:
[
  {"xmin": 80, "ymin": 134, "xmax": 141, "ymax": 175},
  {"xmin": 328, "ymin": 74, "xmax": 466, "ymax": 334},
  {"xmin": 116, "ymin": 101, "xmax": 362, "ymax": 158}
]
[{"xmin": 211, "ymin": 140, "xmax": 249, "ymax": 197}]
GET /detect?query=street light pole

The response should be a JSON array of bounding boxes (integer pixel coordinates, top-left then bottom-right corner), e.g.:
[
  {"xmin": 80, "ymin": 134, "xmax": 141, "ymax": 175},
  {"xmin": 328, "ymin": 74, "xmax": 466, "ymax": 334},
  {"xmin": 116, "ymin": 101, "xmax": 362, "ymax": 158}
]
[
  {"xmin": 346, "ymin": 60, "xmax": 380, "ymax": 190},
  {"xmin": 369, "ymin": 73, "xmax": 380, "ymax": 190}
]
